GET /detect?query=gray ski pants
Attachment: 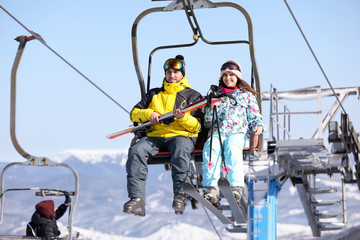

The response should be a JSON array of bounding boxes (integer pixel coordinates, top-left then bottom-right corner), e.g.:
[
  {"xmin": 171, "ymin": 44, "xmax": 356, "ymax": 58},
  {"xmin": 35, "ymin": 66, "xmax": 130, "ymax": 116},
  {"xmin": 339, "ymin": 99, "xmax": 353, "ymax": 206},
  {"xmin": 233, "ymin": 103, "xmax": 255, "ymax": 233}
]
[{"xmin": 126, "ymin": 136, "xmax": 194, "ymax": 200}]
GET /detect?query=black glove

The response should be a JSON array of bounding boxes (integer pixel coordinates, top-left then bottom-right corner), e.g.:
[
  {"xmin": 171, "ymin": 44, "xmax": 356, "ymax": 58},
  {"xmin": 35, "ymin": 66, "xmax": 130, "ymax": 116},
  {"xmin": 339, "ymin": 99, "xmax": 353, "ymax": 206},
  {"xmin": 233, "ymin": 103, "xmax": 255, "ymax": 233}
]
[{"xmin": 64, "ymin": 191, "xmax": 71, "ymax": 205}]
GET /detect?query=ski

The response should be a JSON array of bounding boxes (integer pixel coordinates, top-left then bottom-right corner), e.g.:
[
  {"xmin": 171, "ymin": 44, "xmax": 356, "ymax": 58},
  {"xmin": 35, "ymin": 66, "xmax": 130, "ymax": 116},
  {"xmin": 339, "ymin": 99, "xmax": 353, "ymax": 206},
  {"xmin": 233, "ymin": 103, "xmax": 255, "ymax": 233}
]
[
  {"xmin": 107, "ymin": 97, "xmax": 220, "ymax": 139},
  {"xmin": 218, "ymin": 178, "xmax": 247, "ymax": 224},
  {"xmin": 183, "ymin": 182, "xmax": 233, "ymax": 224}
]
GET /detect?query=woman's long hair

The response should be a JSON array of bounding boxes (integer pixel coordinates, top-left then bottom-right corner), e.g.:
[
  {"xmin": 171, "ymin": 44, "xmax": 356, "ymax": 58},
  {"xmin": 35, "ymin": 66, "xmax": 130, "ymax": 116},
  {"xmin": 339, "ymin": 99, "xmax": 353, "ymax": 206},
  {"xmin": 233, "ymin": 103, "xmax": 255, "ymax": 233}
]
[{"xmin": 218, "ymin": 77, "xmax": 258, "ymax": 95}]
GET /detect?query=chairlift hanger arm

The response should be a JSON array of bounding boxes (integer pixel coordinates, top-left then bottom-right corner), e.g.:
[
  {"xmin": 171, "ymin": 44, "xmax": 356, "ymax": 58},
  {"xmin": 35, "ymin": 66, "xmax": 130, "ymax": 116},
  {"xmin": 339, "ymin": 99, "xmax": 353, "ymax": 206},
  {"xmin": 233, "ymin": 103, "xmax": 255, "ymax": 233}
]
[
  {"xmin": 10, "ymin": 36, "xmax": 75, "ymax": 162},
  {"xmin": 180, "ymin": 0, "xmax": 260, "ymax": 99},
  {"xmin": 10, "ymin": 36, "xmax": 38, "ymax": 161},
  {"xmin": 181, "ymin": 0, "xmax": 250, "ymax": 46},
  {"xmin": 132, "ymin": 0, "xmax": 261, "ymax": 105}
]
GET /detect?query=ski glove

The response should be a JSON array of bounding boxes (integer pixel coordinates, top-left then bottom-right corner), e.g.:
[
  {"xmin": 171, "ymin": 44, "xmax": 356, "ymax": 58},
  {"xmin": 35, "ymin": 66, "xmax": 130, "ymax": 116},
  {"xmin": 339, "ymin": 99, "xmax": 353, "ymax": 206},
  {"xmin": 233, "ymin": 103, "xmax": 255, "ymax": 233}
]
[{"xmin": 64, "ymin": 191, "xmax": 71, "ymax": 204}]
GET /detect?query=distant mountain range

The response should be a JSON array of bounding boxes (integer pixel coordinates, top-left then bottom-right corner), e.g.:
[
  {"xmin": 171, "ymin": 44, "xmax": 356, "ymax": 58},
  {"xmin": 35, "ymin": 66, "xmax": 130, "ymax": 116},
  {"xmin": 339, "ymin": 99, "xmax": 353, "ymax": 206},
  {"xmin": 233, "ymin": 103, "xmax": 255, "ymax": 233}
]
[{"xmin": 0, "ymin": 149, "xmax": 359, "ymax": 240}]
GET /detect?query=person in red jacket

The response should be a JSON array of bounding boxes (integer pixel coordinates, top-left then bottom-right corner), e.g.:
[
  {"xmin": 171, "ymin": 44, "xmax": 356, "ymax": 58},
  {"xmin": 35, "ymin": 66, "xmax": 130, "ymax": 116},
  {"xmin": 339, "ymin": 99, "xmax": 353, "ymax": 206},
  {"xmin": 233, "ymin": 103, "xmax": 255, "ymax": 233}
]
[{"xmin": 26, "ymin": 192, "xmax": 70, "ymax": 239}]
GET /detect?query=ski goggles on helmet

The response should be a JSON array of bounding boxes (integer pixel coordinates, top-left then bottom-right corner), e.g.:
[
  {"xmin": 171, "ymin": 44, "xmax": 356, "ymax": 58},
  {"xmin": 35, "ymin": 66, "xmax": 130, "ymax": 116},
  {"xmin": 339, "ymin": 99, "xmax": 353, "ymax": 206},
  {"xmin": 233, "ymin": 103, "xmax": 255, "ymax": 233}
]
[
  {"xmin": 220, "ymin": 62, "xmax": 241, "ymax": 71},
  {"xmin": 164, "ymin": 59, "xmax": 183, "ymax": 70}
]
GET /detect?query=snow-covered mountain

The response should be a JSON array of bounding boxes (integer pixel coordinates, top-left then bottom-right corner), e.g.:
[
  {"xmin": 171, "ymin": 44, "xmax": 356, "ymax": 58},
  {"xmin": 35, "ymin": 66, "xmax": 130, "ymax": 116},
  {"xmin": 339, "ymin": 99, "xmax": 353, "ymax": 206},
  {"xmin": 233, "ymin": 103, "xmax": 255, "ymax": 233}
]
[{"xmin": 0, "ymin": 149, "xmax": 359, "ymax": 240}]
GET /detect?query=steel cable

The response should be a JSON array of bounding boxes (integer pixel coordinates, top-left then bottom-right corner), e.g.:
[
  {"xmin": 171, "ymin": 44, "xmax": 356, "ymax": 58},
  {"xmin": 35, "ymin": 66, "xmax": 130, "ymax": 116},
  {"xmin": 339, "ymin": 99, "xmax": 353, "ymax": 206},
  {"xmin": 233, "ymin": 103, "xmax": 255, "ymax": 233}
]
[
  {"xmin": 1, "ymin": 5, "xmax": 129, "ymax": 114},
  {"xmin": 283, "ymin": 0, "xmax": 347, "ymax": 114}
]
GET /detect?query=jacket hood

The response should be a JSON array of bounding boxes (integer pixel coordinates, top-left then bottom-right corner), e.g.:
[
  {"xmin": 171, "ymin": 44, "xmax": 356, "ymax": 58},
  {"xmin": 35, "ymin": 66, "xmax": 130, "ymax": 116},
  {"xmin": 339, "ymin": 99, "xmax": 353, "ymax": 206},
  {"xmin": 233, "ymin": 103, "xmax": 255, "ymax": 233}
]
[{"xmin": 35, "ymin": 200, "xmax": 55, "ymax": 219}]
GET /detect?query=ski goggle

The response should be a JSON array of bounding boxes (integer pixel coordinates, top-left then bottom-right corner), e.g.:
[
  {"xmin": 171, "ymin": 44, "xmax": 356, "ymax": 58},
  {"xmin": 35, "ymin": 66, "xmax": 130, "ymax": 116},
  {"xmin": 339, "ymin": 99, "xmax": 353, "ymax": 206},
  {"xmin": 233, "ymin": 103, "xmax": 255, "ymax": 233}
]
[
  {"xmin": 164, "ymin": 59, "xmax": 183, "ymax": 70},
  {"xmin": 220, "ymin": 62, "xmax": 241, "ymax": 71}
]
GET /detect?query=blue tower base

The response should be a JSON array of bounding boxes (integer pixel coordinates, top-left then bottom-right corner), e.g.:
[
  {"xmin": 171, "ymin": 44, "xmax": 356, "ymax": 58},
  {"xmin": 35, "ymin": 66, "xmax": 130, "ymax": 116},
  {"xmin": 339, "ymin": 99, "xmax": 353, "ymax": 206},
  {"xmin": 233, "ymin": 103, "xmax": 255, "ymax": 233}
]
[{"xmin": 247, "ymin": 177, "xmax": 281, "ymax": 240}]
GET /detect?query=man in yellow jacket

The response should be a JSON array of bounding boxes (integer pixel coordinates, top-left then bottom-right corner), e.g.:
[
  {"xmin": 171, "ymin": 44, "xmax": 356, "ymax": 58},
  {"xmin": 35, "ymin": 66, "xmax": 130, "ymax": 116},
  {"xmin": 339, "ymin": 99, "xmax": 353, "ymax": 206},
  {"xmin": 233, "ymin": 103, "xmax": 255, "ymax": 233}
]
[{"xmin": 123, "ymin": 55, "xmax": 203, "ymax": 216}]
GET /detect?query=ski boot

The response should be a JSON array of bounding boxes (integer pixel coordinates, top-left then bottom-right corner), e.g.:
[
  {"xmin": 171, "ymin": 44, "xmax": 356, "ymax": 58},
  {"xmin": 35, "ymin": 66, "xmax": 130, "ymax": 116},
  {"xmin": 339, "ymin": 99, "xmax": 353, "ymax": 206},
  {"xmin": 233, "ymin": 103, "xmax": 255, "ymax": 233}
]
[
  {"xmin": 231, "ymin": 186, "xmax": 243, "ymax": 205},
  {"xmin": 123, "ymin": 198, "xmax": 145, "ymax": 216},
  {"xmin": 172, "ymin": 193, "xmax": 187, "ymax": 215},
  {"xmin": 203, "ymin": 186, "xmax": 221, "ymax": 210}
]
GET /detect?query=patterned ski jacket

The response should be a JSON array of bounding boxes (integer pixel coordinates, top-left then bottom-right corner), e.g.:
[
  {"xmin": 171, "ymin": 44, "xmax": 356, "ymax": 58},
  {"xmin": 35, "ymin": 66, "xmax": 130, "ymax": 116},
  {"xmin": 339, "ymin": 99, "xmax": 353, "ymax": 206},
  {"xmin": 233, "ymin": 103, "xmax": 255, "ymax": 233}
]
[
  {"xmin": 130, "ymin": 76, "xmax": 203, "ymax": 141},
  {"xmin": 204, "ymin": 88, "xmax": 266, "ymax": 139}
]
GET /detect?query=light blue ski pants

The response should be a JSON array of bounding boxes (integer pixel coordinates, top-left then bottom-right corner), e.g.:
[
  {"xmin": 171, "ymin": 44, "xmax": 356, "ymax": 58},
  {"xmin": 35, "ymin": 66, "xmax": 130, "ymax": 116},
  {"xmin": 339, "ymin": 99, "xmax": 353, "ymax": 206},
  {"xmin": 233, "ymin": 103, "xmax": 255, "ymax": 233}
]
[{"xmin": 202, "ymin": 133, "xmax": 245, "ymax": 187}]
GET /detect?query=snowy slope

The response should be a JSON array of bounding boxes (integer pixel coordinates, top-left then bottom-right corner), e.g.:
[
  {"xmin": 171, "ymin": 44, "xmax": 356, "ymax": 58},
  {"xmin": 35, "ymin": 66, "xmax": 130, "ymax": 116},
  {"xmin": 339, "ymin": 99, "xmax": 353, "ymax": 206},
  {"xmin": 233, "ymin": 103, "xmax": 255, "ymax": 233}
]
[{"xmin": 0, "ymin": 149, "xmax": 359, "ymax": 240}]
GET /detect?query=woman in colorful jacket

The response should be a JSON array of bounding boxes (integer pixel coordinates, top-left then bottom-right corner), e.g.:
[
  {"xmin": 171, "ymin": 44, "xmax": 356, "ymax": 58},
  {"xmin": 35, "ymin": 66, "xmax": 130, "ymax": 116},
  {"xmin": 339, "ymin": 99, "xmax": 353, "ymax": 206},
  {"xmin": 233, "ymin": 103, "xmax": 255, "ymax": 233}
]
[{"xmin": 202, "ymin": 59, "xmax": 265, "ymax": 207}]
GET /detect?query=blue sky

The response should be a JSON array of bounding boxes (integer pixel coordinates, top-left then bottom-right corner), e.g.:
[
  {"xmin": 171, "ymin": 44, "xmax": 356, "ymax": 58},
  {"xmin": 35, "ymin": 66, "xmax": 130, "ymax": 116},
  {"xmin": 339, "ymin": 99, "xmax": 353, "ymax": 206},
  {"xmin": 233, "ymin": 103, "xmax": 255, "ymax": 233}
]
[{"xmin": 1, "ymin": 0, "xmax": 359, "ymax": 162}]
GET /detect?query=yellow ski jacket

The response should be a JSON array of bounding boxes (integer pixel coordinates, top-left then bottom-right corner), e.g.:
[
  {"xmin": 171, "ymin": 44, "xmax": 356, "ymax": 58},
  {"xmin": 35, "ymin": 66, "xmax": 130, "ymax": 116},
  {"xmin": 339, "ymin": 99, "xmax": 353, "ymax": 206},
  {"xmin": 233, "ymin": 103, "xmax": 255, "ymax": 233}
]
[{"xmin": 130, "ymin": 77, "xmax": 203, "ymax": 141}]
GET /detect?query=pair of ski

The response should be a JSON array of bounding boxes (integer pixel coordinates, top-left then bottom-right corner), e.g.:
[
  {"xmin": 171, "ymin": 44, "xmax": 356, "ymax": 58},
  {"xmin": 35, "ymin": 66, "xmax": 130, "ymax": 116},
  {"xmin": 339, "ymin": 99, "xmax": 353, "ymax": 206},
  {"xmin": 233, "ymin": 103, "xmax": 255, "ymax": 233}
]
[
  {"xmin": 106, "ymin": 97, "xmax": 220, "ymax": 139},
  {"xmin": 183, "ymin": 178, "xmax": 247, "ymax": 225}
]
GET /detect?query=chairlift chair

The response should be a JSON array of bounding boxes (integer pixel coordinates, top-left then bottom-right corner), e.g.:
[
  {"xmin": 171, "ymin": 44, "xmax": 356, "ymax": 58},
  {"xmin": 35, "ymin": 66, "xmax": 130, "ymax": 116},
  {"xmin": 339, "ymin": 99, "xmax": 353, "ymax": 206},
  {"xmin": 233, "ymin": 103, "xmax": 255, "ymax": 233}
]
[
  {"xmin": 0, "ymin": 35, "xmax": 80, "ymax": 240},
  {"xmin": 130, "ymin": 0, "xmax": 263, "ymax": 185}
]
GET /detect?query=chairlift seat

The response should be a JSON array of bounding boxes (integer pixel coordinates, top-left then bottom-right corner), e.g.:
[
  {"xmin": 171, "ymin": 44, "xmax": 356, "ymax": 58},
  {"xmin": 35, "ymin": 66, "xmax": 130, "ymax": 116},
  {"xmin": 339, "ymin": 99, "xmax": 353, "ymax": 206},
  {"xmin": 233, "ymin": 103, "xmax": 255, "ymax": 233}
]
[{"xmin": 147, "ymin": 133, "xmax": 259, "ymax": 165}]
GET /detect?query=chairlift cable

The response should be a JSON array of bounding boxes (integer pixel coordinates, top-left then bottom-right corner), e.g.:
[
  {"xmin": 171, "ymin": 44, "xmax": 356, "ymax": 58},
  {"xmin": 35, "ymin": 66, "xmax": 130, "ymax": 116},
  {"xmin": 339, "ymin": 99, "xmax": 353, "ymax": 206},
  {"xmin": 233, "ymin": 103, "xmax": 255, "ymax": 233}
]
[
  {"xmin": 0, "ymin": 5, "xmax": 130, "ymax": 114},
  {"xmin": 283, "ymin": 0, "xmax": 347, "ymax": 114},
  {"xmin": 201, "ymin": 204, "xmax": 223, "ymax": 240}
]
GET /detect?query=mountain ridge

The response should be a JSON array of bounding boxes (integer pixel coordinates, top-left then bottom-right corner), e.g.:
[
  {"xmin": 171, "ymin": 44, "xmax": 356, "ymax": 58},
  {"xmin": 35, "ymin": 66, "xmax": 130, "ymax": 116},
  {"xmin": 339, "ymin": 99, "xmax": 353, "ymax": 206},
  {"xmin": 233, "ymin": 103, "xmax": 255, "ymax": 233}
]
[{"xmin": 0, "ymin": 149, "xmax": 359, "ymax": 240}]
